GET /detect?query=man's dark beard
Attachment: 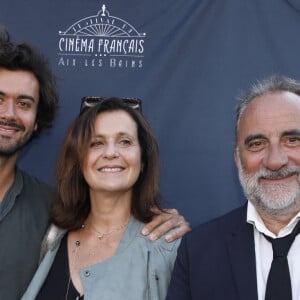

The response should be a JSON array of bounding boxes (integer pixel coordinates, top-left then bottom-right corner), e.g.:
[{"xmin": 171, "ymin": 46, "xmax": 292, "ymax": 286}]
[
  {"xmin": 0, "ymin": 120, "xmax": 25, "ymax": 131},
  {"xmin": 0, "ymin": 121, "xmax": 33, "ymax": 157}
]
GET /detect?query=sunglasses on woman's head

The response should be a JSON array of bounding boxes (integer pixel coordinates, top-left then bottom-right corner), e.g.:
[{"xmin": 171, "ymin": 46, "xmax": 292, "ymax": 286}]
[{"xmin": 80, "ymin": 96, "xmax": 142, "ymax": 114}]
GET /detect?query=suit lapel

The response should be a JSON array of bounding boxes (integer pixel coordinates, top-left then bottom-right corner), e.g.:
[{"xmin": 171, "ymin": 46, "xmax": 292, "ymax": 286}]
[{"xmin": 226, "ymin": 206, "xmax": 258, "ymax": 300}]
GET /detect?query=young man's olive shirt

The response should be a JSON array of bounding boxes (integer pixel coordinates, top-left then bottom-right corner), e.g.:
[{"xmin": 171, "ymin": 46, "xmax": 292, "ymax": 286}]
[{"xmin": 0, "ymin": 168, "xmax": 55, "ymax": 300}]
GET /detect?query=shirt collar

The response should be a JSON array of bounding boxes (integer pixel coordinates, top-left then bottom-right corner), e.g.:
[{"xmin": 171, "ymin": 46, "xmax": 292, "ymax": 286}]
[{"xmin": 247, "ymin": 200, "xmax": 300, "ymax": 238}]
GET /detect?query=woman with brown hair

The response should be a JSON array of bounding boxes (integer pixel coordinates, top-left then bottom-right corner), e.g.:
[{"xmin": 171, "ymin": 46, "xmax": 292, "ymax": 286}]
[{"xmin": 23, "ymin": 97, "xmax": 181, "ymax": 300}]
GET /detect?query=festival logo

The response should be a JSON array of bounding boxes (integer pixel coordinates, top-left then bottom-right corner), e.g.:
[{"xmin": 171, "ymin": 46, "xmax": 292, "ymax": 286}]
[{"xmin": 57, "ymin": 4, "xmax": 146, "ymax": 69}]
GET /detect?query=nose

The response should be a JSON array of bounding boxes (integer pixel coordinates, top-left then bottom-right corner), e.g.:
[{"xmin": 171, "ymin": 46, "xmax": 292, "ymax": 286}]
[
  {"xmin": 103, "ymin": 143, "xmax": 119, "ymax": 159},
  {"xmin": 0, "ymin": 100, "xmax": 17, "ymax": 119},
  {"xmin": 263, "ymin": 144, "xmax": 288, "ymax": 171}
]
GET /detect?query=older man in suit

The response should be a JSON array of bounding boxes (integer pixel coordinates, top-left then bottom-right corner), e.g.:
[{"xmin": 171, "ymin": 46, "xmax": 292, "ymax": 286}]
[{"xmin": 167, "ymin": 75, "xmax": 300, "ymax": 300}]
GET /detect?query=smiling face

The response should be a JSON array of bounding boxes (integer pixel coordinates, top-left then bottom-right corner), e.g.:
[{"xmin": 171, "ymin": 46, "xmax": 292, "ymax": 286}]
[
  {"xmin": 0, "ymin": 68, "xmax": 39, "ymax": 156},
  {"xmin": 82, "ymin": 110, "xmax": 142, "ymax": 196},
  {"xmin": 235, "ymin": 91, "xmax": 300, "ymax": 216}
]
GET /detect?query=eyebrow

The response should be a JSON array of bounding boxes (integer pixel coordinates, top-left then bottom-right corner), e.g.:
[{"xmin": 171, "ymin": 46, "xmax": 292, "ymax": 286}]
[
  {"xmin": 244, "ymin": 134, "xmax": 266, "ymax": 145},
  {"xmin": 0, "ymin": 91, "xmax": 36, "ymax": 103},
  {"xmin": 92, "ymin": 132, "xmax": 136, "ymax": 138},
  {"xmin": 244, "ymin": 129, "xmax": 300, "ymax": 145},
  {"xmin": 17, "ymin": 94, "xmax": 36, "ymax": 102},
  {"xmin": 281, "ymin": 129, "xmax": 300, "ymax": 137}
]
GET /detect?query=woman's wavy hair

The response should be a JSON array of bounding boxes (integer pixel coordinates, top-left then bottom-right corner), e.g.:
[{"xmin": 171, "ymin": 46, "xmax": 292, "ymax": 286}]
[{"xmin": 52, "ymin": 97, "xmax": 161, "ymax": 230}]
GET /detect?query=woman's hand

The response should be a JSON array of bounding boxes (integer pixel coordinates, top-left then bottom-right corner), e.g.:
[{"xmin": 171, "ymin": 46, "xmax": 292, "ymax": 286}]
[{"xmin": 141, "ymin": 208, "xmax": 190, "ymax": 242}]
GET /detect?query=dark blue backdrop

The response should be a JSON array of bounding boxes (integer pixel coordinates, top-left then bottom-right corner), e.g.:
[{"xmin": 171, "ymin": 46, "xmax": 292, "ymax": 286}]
[{"xmin": 2, "ymin": 0, "xmax": 300, "ymax": 226}]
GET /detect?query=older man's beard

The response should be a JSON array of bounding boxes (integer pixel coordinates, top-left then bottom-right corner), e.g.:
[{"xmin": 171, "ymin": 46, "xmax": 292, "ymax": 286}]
[{"xmin": 236, "ymin": 154, "xmax": 300, "ymax": 216}]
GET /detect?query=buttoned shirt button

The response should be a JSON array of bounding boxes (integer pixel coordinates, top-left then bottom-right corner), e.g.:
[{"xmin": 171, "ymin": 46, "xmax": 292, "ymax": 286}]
[{"xmin": 84, "ymin": 270, "xmax": 90, "ymax": 277}]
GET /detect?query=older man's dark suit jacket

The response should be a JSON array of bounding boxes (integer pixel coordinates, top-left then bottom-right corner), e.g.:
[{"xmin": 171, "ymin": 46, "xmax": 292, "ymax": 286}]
[{"xmin": 166, "ymin": 203, "xmax": 259, "ymax": 300}]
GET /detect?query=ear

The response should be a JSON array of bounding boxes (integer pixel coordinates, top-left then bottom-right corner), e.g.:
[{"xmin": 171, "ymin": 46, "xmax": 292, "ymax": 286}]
[{"xmin": 34, "ymin": 122, "xmax": 38, "ymax": 131}]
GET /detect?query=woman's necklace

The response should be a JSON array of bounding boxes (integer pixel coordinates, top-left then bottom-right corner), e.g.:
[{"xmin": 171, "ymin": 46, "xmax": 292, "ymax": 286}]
[
  {"xmin": 83, "ymin": 218, "xmax": 130, "ymax": 240},
  {"xmin": 65, "ymin": 218, "xmax": 130, "ymax": 299}
]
